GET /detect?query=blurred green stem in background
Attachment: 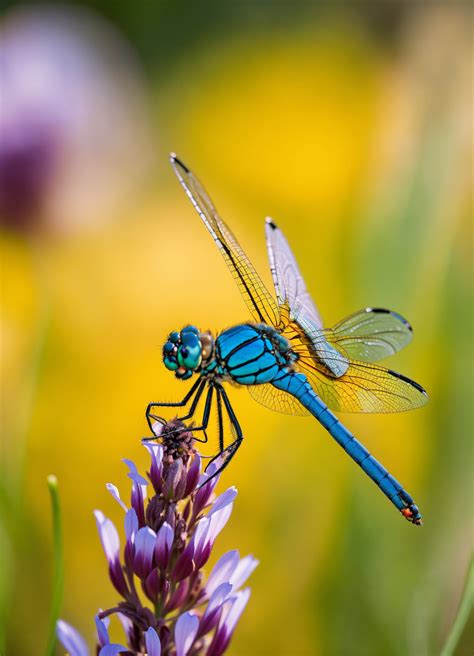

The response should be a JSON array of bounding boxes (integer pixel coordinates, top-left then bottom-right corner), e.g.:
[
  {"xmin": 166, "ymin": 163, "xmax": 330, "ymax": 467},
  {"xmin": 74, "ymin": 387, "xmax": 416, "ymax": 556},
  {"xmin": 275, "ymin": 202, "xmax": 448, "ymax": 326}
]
[
  {"xmin": 0, "ymin": 240, "xmax": 51, "ymax": 653},
  {"xmin": 440, "ymin": 557, "xmax": 473, "ymax": 656},
  {"xmin": 45, "ymin": 475, "xmax": 63, "ymax": 656}
]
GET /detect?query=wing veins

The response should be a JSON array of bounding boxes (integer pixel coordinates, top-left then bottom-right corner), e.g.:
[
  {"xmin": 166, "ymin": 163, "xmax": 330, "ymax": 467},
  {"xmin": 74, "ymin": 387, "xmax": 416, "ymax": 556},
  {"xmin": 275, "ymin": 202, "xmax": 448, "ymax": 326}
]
[{"xmin": 171, "ymin": 154, "xmax": 279, "ymax": 327}]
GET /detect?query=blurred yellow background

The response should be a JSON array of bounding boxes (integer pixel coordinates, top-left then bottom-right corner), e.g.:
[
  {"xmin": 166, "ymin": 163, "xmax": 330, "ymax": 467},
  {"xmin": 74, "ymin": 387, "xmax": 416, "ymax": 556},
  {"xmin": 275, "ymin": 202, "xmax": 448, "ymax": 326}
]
[{"xmin": 0, "ymin": 3, "xmax": 472, "ymax": 655}]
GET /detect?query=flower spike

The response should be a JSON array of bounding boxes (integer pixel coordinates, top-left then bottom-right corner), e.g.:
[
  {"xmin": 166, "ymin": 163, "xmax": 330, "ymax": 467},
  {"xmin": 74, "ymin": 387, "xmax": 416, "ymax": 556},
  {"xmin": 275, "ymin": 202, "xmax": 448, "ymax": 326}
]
[{"xmin": 58, "ymin": 419, "xmax": 257, "ymax": 654}]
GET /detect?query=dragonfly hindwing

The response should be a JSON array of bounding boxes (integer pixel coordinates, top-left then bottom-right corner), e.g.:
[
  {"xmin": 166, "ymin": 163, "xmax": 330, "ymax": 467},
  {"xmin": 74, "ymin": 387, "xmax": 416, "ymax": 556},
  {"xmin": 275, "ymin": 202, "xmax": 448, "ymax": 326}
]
[
  {"xmin": 248, "ymin": 383, "xmax": 309, "ymax": 416},
  {"xmin": 327, "ymin": 308, "xmax": 413, "ymax": 362}
]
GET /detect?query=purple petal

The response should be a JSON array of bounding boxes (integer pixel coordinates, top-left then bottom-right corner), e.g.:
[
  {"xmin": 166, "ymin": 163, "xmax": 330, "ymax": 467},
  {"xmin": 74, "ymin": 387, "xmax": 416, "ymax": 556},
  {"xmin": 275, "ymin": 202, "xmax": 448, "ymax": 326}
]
[
  {"xmin": 192, "ymin": 517, "xmax": 210, "ymax": 554},
  {"xmin": 124, "ymin": 459, "xmax": 149, "ymax": 524},
  {"xmin": 130, "ymin": 479, "xmax": 147, "ymax": 527},
  {"xmin": 110, "ymin": 567, "xmax": 129, "ymax": 599},
  {"xmin": 206, "ymin": 550, "xmax": 240, "ymax": 597},
  {"xmin": 56, "ymin": 620, "xmax": 89, "ymax": 656},
  {"xmin": 196, "ymin": 541, "xmax": 212, "ymax": 571},
  {"xmin": 208, "ymin": 589, "xmax": 251, "ymax": 656},
  {"xmin": 133, "ymin": 526, "xmax": 157, "ymax": 578},
  {"xmin": 197, "ymin": 582, "xmax": 232, "ymax": 638},
  {"xmin": 165, "ymin": 579, "xmax": 189, "ymax": 614},
  {"xmin": 184, "ymin": 454, "xmax": 201, "ymax": 496},
  {"xmin": 149, "ymin": 420, "xmax": 164, "ymax": 437},
  {"xmin": 95, "ymin": 614, "xmax": 110, "ymax": 647},
  {"xmin": 144, "ymin": 442, "xmax": 164, "ymax": 490},
  {"xmin": 144, "ymin": 627, "xmax": 161, "ymax": 656},
  {"xmin": 93, "ymin": 517, "xmax": 128, "ymax": 597},
  {"xmin": 94, "ymin": 511, "xmax": 120, "ymax": 565},
  {"xmin": 197, "ymin": 462, "xmax": 219, "ymax": 488},
  {"xmin": 124, "ymin": 511, "xmax": 137, "ymax": 571},
  {"xmin": 105, "ymin": 484, "xmax": 128, "ymax": 512},
  {"xmin": 144, "ymin": 441, "xmax": 164, "ymax": 464},
  {"xmin": 172, "ymin": 541, "xmax": 195, "ymax": 582},
  {"xmin": 191, "ymin": 517, "xmax": 212, "ymax": 569},
  {"xmin": 175, "ymin": 612, "xmax": 199, "ymax": 656},
  {"xmin": 205, "ymin": 582, "xmax": 233, "ymax": 615},
  {"xmin": 222, "ymin": 588, "xmax": 251, "ymax": 635},
  {"xmin": 124, "ymin": 508, "xmax": 138, "ymax": 543},
  {"xmin": 144, "ymin": 568, "xmax": 160, "ymax": 601},
  {"xmin": 207, "ymin": 487, "xmax": 237, "ymax": 516},
  {"xmin": 123, "ymin": 458, "xmax": 148, "ymax": 487},
  {"xmin": 193, "ymin": 471, "xmax": 219, "ymax": 515},
  {"xmin": 98, "ymin": 645, "xmax": 128, "ymax": 656},
  {"xmin": 207, "ymin": 503, "xmax": 233, "ymax": 544},
  {"xmin": 229, "ymin": 555, "xmax": 259, "ymax": 591},
  {"xmin": 155, "ymin": 521, "xmax": 174, "ymax": 569},
  {"xmin": 164, "ymin": 459, "xmax": 184, "ymax": 499}
]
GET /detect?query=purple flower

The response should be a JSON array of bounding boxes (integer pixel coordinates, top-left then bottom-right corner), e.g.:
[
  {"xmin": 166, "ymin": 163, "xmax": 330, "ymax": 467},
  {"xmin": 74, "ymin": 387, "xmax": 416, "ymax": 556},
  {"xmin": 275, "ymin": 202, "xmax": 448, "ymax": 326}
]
[
  {"xmin": 56, "ymin": 620, "xmax": 88, "ymax": 656},
  {"xmin": 58, "ymin": 420, "xmax": 257, "ymax": 655},
  {"xmin": 0, "ymin": 4, "xmax": 152, "ymax": 233},
  {"xmin": 207, "ymin": 590, "xmax": 252, "ymax": 656},
  {"xmin": 175, "ymin": 612, "xmax": 199, "ymax": 656}
]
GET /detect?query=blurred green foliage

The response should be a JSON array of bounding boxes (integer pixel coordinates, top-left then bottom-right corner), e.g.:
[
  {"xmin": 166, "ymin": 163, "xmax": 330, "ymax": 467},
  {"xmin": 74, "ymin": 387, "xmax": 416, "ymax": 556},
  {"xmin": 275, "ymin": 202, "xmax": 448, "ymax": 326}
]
[{"xmin": 0, "ymin": 2, "xmax": 472, "ymax": 655}]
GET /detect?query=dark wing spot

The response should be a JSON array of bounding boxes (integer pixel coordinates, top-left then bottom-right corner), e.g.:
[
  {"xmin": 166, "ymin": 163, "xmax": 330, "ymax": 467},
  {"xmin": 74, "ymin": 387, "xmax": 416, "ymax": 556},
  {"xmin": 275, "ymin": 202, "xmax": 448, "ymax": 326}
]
[
  {"xmin": 169, "ymin": 152, "xmax": 190, "ymax": 173},
  {"xmin": 367, "ymin": 307, "xmax": 390, "ymax": 314},
  {"xmin": 366, "ymin": 307, "xmax": 413, "ymax": 332},
  {"xmin": 387, "ymin": 369, "xmax": 428, "ymax": 396},
  {"xmin": 265, "ymin": 218, "xmax": 278, "ymax": 230}
]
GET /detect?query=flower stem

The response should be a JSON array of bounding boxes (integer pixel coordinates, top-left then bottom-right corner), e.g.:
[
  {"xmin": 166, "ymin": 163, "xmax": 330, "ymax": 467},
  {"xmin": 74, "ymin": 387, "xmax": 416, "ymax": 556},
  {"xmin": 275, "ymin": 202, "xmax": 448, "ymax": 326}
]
[
  {"xmin": 45, "ymin": 475, "xmax": 64, "ymax": 656},
  {"xmin": 440, "ymin": 557, "xmax": 473, "ymax": 656},
  {"xmin": 0, "ymin": 238, "xmax": 51, "ymax": 653}
]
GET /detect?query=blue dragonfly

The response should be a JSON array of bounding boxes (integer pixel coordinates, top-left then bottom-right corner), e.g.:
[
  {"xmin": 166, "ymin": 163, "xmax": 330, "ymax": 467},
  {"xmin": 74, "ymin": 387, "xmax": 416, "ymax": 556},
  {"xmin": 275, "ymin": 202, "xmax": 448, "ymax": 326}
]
[{"xmin": 147, "ymin": 154, "xmax": 428, "ymax": 524}]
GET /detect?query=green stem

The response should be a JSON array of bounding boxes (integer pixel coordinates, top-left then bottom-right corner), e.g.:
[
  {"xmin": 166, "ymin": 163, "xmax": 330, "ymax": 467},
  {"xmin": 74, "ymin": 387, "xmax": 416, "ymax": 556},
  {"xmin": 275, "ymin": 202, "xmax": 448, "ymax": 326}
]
[
  {"xmin": 45, "ymin": 475, "xmax": 64, "ymax": 656},
  {"xmin": 0, "ymin": 240, "xmax": 52, "ymax": 655},
  {"xmin": 440, "ymin": 557, "xmax": 473, "ymax": 656}
]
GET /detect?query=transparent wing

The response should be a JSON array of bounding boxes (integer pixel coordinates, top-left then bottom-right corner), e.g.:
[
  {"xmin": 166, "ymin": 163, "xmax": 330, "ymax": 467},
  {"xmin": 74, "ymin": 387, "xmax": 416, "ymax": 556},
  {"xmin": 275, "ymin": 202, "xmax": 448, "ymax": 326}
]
[
  {"xmin": 281, "ymin": 306, "xmax": 413, "ymax": 380},
  {"xmin": 248, "ymin": 384, "xmax": 309, "ymax": 416},
  {"xmin": 281, "ymin": 315, "xmax": 350, "ymax": 379},
  {"xmin": 294, "ymin": 344, "xmax": 428, "ymax": 413},
  {"xmin": 265, "ymin": 218, "xmax": 323, "ymax": 329},
  {"xmin": 170, "ymin": 154, "xmax": 280, "ymax": 326},
  {"xmin": 326, "ymin": 308, "xmax": 413, "ymax": 362}
]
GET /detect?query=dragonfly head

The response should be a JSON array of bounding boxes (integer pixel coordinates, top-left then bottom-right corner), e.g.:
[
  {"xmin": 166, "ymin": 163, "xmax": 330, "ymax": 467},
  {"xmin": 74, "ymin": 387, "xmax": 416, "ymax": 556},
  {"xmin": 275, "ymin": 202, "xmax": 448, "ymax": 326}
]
[{"xmin": 162, "ymin": 325, "xmax": 214, "ymax": 380}]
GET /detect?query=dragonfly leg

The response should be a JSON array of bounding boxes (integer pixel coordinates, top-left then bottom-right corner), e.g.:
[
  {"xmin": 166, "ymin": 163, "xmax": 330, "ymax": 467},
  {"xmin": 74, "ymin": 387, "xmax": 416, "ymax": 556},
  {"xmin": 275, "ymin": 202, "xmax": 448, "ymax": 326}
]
[
  {"xmin": 184, "ymin": 384, "xmax": 214, "ymax": 444},
  {"xmin": 216, "ymin": 386, "xmax": 225, "ymax": 453},
  {"xmin": 156, "ymin": 384, "xmax": 214, "ymax": 444},
  {"xmin": 200, "ymin": 384, "xmax": 243, "ymax": 486},
  {"xmin": 174, "ymin": 380, "xmax": 208, "ymax": 422},
  {"xmin": 146, "ymin": 378, "xmax": 205, "ymax": 433}
]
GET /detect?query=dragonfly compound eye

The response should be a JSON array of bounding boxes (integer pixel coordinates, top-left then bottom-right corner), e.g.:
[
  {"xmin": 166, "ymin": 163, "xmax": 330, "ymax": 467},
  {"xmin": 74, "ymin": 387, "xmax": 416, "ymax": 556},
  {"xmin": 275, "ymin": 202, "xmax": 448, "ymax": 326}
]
[
  {"xmin": 163, "ymin": 327, "xmax": 203, "ymax": 377},
  {"xmin": 177, "ymin": 330, "xmax": 202, "ymax": 370},
  {"xmin": 182, "ymin": 325, "xmax": 199, "ymax": 336},
  {"xmin": 169, "ymin": 331, "xmax": 180, "ymax": 344}
]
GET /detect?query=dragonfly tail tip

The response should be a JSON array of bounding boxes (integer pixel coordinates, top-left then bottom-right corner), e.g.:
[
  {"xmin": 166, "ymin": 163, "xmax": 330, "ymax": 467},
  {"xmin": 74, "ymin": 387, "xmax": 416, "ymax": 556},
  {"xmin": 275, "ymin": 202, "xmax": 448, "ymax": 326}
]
[{"xmin": 401, "ymin": 506, "xmax": 423, "ymax": 525}]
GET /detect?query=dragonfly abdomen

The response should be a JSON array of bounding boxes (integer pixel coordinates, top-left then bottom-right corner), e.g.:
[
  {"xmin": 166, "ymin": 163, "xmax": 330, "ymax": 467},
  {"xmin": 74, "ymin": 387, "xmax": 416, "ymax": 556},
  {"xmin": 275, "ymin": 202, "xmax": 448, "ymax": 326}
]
[
  {"xmin": 272, "ymin": 370, "xmax": 422, "ymax": 524},
  {"xmin": 215, "ymin": 323, "xmax": 292, "ymax": 386}
]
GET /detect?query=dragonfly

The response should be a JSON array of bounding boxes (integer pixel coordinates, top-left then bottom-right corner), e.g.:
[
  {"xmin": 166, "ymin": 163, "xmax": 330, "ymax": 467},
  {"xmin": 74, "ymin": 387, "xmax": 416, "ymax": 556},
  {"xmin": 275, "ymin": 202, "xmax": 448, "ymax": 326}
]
[{"xmin": 147, "ymin": 153, "xmax": 428, "ymax": 524}]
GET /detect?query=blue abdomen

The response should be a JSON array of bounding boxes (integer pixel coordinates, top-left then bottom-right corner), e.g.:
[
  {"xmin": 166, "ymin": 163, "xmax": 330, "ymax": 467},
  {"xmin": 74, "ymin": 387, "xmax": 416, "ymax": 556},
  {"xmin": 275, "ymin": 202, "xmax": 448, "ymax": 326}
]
[{"xmin": 216, "ymin": 324, "xmax": 284, "ymax": 385}]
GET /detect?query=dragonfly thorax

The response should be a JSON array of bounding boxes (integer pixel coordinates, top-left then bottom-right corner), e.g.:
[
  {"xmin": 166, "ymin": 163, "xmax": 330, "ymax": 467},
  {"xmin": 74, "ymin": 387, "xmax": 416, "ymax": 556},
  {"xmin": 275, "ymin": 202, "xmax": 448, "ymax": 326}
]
[{"xmin": 162, "ymin": 326, "xmax": 215, "ymax": 380}]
